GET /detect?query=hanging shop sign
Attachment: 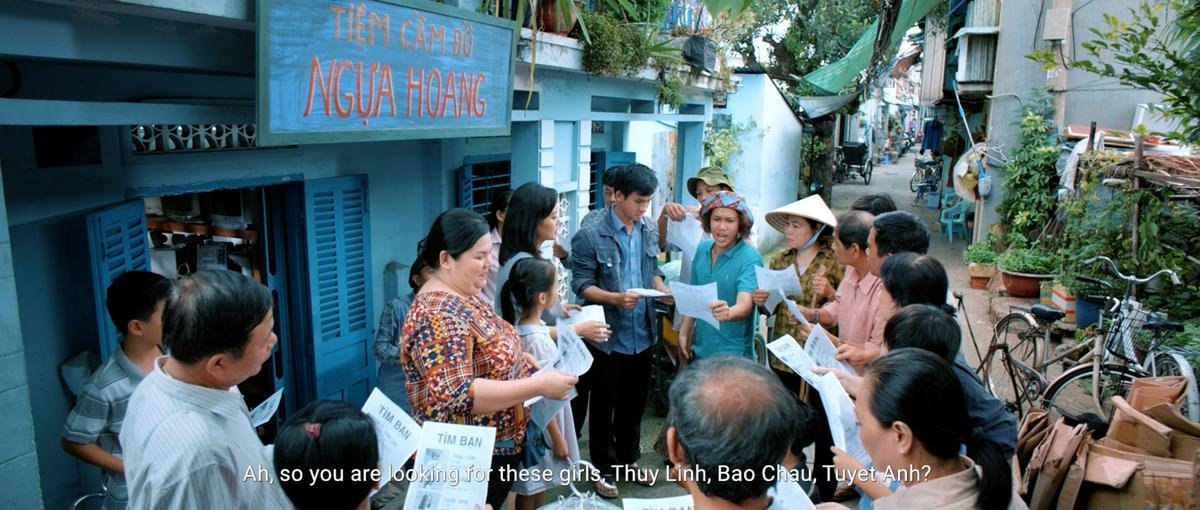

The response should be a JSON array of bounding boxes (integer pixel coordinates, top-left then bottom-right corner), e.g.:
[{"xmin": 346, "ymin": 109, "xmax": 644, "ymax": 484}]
[{"xmin": 258, "ymin": 0, "xmax": 516, "ymax": 145}]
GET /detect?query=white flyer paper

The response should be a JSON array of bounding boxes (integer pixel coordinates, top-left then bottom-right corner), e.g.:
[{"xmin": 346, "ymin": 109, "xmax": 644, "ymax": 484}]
[
  {"xmin": 403, "ymin": 422, "xmax": 495, "ymax": 510},
  {"xmin": 362, "ymin": 388, "xmax": 422, "ymax": 482},
  {"xmin": 780, "ymin": 290, "xmax": 811, "ymax": 326},
  {"xmin": 755, "ymin": 265, "xmax": 804, "ymax": 311},
  {"xmin": 804, "ymin": 325, "xmax": 856, "ymax": 375},
  {"xmin": 554, "ymin": 319, "xmax": 594, "ymax": 377},
  {"xmin": 570, "ymin": 304, "xmax": 608, "ymax": 327},
  {"xmin": 811, "ymin": 372, "xmax": 871, "ymax": 466},
  {"xmin": 630, "ymin": 288, "xmax": 668, "ymax": 298},
  {"xmin": 248, "ymin": 388, "xmax": 283, "ymax": 427},
  {"xmin": 623, "ymin": 495, "xmax": 695, "ymax": 510},
  {"xmin": 669, "ymin": 281, "xmax": 720, "ymax": 329},
  {"xmin": 765, "ymin": 335, "xmax": 818, "ymax": 384},
  {"xmin": 666, "ymin": 215, "xmax": 704, "ymax": 262}
]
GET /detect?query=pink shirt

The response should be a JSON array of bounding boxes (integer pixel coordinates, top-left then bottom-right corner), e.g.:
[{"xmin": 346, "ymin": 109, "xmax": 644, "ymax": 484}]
[
  {"xmin": 481, "ymin": 228, "xmax": 502, "ymax": 304},
  {"xmin": 820, "ymin": 265, "xmax": 888, "ymax": 356}
]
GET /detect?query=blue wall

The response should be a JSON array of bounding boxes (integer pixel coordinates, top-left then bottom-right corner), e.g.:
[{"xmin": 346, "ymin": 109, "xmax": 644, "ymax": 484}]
[{"xmin": 0, "ymin": 124, "xmax": 479, "ymax": 508}]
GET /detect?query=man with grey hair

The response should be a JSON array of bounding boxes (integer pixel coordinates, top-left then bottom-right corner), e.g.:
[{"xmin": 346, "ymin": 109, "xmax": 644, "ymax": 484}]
[{"xmin": 665, "ymin": 356, "xmax": 807, "ymax": 509}]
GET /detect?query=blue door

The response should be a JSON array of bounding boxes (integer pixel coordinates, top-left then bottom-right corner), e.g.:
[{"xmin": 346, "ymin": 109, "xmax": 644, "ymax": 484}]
[
  {"xmin": 86, "ymin": 200, "xmax": 150, "ymax": 360},
  {"xmin": 589, "ymin": 151, "xmax": 636, "ymax": 209},
  {"xmin": 301, "ymin": 176, "xmax": 374, "ymax": 405}
]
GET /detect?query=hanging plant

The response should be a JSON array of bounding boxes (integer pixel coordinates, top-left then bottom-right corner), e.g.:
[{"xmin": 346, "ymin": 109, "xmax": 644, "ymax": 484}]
[{"xmin": 656, "ymin": 72, "xmax": 685, "ymax": 110}]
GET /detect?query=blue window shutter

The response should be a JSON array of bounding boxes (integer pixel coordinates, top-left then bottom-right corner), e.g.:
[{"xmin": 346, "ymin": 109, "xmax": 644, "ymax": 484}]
[
  {"xmin": 86, "ymin": 200, "xmax": 150, "ymax": 361},
  {"xmin": 303, "ymin": 176, "xmax": 374, "ymax": 405}
]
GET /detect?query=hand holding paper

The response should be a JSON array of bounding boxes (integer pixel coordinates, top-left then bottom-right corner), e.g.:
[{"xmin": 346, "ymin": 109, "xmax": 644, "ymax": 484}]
[
  {"xmin": 669, "ymin": 281, "xmax": 720, "ymax": 329},
  {"xmin": 755, "ymin": 266, "xmax": 803, "ymax": 311},
  {"xmin": 666, "ymin": 215, "xmax": 704, "ymax": 261}
]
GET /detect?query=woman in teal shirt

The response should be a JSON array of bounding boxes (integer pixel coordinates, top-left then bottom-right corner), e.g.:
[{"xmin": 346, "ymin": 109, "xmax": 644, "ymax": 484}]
[{"xmin": 679, "ymin": 191, "xmax": 763, "ymax": 360}]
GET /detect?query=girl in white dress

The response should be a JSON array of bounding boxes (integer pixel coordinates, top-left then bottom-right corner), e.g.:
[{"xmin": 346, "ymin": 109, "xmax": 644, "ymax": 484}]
[{"xmin": 500, "ymin": 257, "xmax": 581, "ymax": 510}]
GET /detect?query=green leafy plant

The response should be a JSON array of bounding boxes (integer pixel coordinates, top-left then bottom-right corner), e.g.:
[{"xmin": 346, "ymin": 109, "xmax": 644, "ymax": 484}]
[
  {"xmin": 996, "ymin": 112, "xmax": 1061, "ymax": 237},
  {"xmin": 656, "ymin": 73, "xmax": 685, "ymax": 110},
  {"xmin": 963, "ymin": 240, "xmax": 999, "ymax": 265},
  {"xmin": 580, "ymin": 11, "xmax": 680, "ymax": 76},
  {"xmin": 998, "ymin": 233, "xmax": 1058, "ymax": 275},
  {"xmin": 703, "ymin": 119, "xmax": 755, "ymax": 171}
]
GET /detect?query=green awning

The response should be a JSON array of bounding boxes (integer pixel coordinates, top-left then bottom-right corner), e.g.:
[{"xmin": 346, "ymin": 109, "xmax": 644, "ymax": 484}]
[{"xmin": 802, "ymin": 0, "xmax": 940, "ymax": 94}]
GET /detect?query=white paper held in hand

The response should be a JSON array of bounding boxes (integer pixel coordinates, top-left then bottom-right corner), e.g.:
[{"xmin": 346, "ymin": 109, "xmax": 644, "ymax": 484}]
[
  {"xmin": 404, "ymin": 421, "xmax": 495, "ymax": 510},
  {"xmin": 361, "ymin": 388, "xmax": 422, "ymax": 483},
  {"xmin": 811, "ymin": 372, "xmax": 871, "ymax": 466},
  {"xmin": 780, "ymin": 289, "xmax": 810, "ymax": 326},
  {"xmin": 248, "ymin": 388, "xmax": 284, "ymax": 427},
  {"xmin": 765, "ymin": 335, "xmax": 818, "ymax": 384},
  {"xmin": 553, "ymin": 318, "xmax": 594, "ymax": 377},
  {"xmin": 570, "ymin": 304, "xmax": 607, "ymax": 326},
  {"xmin": 755, "ymin": 265, "xmax": 804, "ymax": 311},
  {"xmin": 668, "ymin": 281, "xmax": 720, "ymax": 329},
  {"xmin": 666, "ymin": 215, "xmax": 704, "ymax": 262},
  {"xmin": 629, "ymin": 288, "xmax": 667, "ymax": 298},
  {"xmin": 804, "ymin": 325, "xmax": 857, "ymax": 375}
]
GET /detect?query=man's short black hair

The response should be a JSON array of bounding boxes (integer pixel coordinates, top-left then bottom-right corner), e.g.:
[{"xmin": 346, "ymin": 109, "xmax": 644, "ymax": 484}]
[
  {"xmin": 608, "ymin": 163, "xmax": 657, "ymax": 197},
  {"xmin": 873, "ymin": 211, "xmax": 930, "ymax": 256},
  {"xmin": 106, "ymin": 271, "xmax": 169, "ymax": 334},
  {"xmin": 836, "ymin": 210, "xmax": 873, "ymax": 252},
  {"xmin": 850, "ymin": 194, "xmax": 897, "ymax": 216},
  {"xmin": 669, "ymin": 356, "xmax": 799, "ymax": 504},
  {"xmin": 163, "ymin": 270, "xmax": 272, "ymax": 364}
]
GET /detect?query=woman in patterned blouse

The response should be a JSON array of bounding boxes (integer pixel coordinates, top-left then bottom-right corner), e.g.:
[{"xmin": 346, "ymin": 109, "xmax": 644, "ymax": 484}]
[
  {"xmin": 751, "ymin": 195, "xmax": 843, "ymax": 495},
  {"xmin": 401, "ymin": 208, "xmax": 578, "ymax": 508}
]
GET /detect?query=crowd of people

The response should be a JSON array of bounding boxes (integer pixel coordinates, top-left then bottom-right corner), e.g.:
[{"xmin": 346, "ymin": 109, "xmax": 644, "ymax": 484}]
[{"xmin": 60, "ymin": 162, "xmax": 1023, "ymax": 510}]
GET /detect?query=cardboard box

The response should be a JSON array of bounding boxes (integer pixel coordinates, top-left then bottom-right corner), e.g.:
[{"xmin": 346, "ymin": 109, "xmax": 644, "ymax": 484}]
[
  {"xmin": 1129, "ymin": 376, "xmax": 1188, "ymax": 412},
  {"xmin": 1107, "ymin": 396, "xmax": 1173, "ymax": 457},
  {"xmin": 1145, "ymin": 402, "xmax": 1200, "ymax": 462}
]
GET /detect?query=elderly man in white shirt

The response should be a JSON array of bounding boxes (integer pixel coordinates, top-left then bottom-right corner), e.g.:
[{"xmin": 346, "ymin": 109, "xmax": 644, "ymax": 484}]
[{"xmin": 120, "ymin": 270, "xmax": 291, "ymax": 509}]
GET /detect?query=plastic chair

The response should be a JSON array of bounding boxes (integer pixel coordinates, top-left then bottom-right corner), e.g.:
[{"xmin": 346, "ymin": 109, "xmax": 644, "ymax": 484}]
[
  {"xmin": 939, "ymin": 200, "xmax": 971, "ymax": 242},
  {"xmin": 940, "ymin": 190, "xmax": 958, "ymax": 209}
]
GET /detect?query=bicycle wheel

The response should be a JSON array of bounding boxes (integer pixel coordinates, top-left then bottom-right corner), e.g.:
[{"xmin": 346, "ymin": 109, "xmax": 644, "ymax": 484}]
[
  {"xmin": 862, "ymin": 161, "xmax": 873, "ymax": 185},
  {"xmin": 909, "ymin": 170, "xmax": 921, "ymax": 192},
  {"xmin": 984, "ymin": 314, "xmax": 1039, "ymax": 375},
  {"xmin": 1151, "ymin": 351, "xmax": 1200, "ymax": 420},
  {"xmin": 978, "ymin": 346, "xmax": 1043, "ymax": 421},
  {"xmin": 1042, "ymin": 363, "xmax": 1142, "ymax": 420}
]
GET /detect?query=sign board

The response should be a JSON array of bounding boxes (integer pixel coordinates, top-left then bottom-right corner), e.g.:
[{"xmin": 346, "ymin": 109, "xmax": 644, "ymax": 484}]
[{"xmin": 257, "ymin": 0, "xmax": 517, "ymax": 145}]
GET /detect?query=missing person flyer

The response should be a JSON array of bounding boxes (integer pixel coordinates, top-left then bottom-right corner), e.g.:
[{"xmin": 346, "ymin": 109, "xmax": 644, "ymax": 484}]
[{"xmin": 403, "ymin": 421, "xmax": 495, "ymax": 510}]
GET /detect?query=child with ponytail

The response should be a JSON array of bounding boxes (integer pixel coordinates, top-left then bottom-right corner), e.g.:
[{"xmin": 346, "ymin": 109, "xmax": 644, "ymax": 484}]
[{"xmin": 500, "ymin": 257, "xmax": 580, "ymax": 510}]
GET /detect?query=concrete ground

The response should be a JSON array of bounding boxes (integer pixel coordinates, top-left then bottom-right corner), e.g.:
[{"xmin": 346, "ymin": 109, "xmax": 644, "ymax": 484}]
[{"xmin": 377, "ymin": 152, "xmax": 1003, "ymax": 509}]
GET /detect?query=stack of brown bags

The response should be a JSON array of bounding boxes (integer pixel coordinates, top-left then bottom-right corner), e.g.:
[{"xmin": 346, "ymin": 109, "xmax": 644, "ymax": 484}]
[{"xmin": 1015, "ymin": 376, "xmax": 1200, "ymax": 509}]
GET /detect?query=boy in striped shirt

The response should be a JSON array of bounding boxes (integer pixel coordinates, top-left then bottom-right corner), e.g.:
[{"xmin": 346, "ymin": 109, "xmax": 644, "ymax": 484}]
[{"xmin": 62, "ymin": 271, "xmax": 168, "ymax": 510}]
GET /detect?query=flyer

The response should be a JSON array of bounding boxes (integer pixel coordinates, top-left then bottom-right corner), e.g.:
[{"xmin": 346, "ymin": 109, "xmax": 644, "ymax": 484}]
[{"xmin": 403, "ymin": 422, "xmax": 495, "ymax": 510}]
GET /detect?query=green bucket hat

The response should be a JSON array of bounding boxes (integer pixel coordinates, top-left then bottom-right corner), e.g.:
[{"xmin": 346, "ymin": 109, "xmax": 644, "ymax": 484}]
[{"xmin": 686, "ymin": 166, "xmax": 735, "ymax": 199}]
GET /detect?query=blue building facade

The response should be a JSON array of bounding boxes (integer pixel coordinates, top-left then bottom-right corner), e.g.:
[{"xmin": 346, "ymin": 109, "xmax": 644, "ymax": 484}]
[{"xmin": 0, "ymin": 1, "xmax": 718, "ymax": 507}]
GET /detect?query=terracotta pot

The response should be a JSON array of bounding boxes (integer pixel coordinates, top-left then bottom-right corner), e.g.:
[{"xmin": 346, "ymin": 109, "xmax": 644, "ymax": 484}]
[
  {"xmin": 970, "ymin": 275, "xmax": 989, "ymax": 289},
  {"xmin": 999, "ymin": 269, "xmax": 1055, "ymax": 298},
  {"xmin": 968, "ymin": 262, "xmax": 997, "ymax": 278},
  {"xmin": 537, "ymin": 0, "xmax": 576, "ymax": 35}
]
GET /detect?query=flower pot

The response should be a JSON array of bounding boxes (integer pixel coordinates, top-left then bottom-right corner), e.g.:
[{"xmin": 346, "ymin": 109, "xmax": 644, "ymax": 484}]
[
  {"xmin": 1076, "ymin": 296, "xmax": 1104, "ymax": 328},
  {"xmin": 999, "ymin": 269, "xmax": 1055, "ymax": 298},
  {"xmin": 968, "ymin": 262, "xmax": 998, "ymax": 278},
  {"xmin": 969, "ymin": 275, "xmax": 990, "ymax": 289},
  {"xmin": 537, "ymin": 0, "xmax": 577, "ymax": 35}
]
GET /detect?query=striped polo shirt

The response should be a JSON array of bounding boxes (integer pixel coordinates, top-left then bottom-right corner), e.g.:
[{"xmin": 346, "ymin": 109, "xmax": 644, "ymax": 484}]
[{"xmin": 62, "ymin": 345, "xmax": 145, "ymax": 509}]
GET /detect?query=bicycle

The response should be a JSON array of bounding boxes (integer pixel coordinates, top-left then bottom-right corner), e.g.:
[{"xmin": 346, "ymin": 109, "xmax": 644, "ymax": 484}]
[
  {"xmin": 910, "ymin": 158, "xmax": 940, "ymax": 206},
  {"xmin": 1040, "ymin": 257, "xmax": 1193, "ymax": 420},
  {"xmin": 977, "ymin": 302, "xmax": 1063, "ymax": 420}
]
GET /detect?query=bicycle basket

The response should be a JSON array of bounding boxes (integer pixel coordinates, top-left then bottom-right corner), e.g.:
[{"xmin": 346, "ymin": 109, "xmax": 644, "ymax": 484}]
[{"xmin": 1103, "ymin": 306, "xmax": 1154, "ymax": 363}]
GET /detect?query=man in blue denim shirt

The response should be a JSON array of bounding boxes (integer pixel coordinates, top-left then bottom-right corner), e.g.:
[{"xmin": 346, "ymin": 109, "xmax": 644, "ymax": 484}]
[{"xmin": 570, "ymin": 163, "xmax": 673, "ymax": 497}]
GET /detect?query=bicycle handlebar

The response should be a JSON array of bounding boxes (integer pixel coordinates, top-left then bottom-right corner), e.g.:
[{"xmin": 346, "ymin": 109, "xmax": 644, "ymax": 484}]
[{"xmin": 1083, "ymin": 256, "xmax": 1183, "ymax": 285}]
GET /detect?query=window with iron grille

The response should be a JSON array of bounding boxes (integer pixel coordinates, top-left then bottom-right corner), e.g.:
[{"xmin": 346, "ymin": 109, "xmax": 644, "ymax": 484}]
[{"xmin": 456, "ymin": 156, "xmax": 512, "ymax": 216}]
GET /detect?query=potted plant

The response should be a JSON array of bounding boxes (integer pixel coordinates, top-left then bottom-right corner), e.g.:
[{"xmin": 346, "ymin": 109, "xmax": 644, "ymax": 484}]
[
  {"xmin": 963, "ymin": 239, "xmax": 999, "ymax": 289},
  {"xmin": 997, "ymin": 241, "xmax": 1058, "ymax": 298}
]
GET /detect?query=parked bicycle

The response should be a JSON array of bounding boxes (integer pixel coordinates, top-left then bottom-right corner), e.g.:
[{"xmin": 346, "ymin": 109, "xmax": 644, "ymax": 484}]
[
  {"xmin": 1040, "ymin": 257, "xmax": 1194, "ymax": 420},
  {"xmin": 910, "ymin": 157, "xmax": 940, "ymax": 205},
  {"xmin": 978, "ymin": 257, "xmax": 1195, "ymax": 421}
]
